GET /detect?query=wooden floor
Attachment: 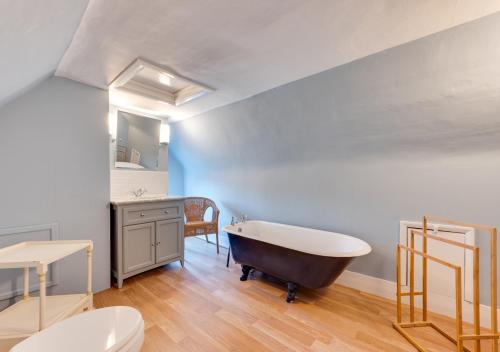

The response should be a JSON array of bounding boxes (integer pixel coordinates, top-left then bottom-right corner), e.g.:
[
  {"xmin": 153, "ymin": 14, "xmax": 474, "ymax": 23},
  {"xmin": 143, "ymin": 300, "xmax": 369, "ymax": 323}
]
[{"xmin": 95, "ymin": 238, "xmax": 496, "ymax": 351}]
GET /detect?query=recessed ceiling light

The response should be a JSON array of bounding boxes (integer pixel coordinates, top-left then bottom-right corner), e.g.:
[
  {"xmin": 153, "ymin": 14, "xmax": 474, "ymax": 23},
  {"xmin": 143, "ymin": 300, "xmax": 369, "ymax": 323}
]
[{"xmin": 158, "ymin": 74, "xmax": 171, "ymax": 86}]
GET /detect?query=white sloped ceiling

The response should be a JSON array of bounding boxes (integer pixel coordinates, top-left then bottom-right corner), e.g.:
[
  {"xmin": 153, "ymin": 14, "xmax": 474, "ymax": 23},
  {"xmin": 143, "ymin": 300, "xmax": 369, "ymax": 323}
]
[
  {"xmin": 0, "ymin": 0, "xmax": 89, "ymax": 106},
  {"xmin": 2, "ymin": 0, "xmax": 500, "ymax": 119},
  {"xmin": 55, "ymin": 0, "xmax": 500, "ymax": 121}
]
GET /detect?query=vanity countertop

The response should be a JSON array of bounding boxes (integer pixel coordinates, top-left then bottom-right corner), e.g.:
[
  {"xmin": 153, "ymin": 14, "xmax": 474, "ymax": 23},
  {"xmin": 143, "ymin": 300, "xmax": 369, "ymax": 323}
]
[{"xmin": 110, "ymin": 195, "xmax": 185, "ymax": 206}]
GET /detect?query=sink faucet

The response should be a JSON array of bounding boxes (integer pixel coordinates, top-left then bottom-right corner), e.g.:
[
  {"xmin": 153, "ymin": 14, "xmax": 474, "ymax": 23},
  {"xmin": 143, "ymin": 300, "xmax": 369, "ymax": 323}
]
[{"xmin": 132, "ymin": 188, "xmax": 147, "ymax": 197}]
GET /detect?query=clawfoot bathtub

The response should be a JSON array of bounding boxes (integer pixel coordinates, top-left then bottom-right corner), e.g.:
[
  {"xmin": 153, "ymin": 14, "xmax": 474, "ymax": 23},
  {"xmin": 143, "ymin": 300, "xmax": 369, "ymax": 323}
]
[{"xmin": 224, "ymin": 221, "xmax": 371, "ymax": 302}]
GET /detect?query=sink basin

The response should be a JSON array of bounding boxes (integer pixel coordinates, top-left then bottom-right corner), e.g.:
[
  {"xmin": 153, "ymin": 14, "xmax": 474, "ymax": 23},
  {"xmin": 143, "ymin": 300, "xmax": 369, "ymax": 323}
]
[
  {"xmin": 132, "ymin": 194, "xmax": 167, "ymax": 200},
  {"xmin": 110, "ymin": 194, "xmax": 183, "ymax": 205}
]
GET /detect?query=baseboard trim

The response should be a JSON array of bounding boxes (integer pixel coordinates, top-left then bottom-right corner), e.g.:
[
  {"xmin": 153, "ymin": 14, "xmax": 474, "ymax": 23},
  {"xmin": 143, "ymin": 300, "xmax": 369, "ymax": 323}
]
[{"xmin": 337, "ymin": 270, "xmax": 499, "ymax": 329}]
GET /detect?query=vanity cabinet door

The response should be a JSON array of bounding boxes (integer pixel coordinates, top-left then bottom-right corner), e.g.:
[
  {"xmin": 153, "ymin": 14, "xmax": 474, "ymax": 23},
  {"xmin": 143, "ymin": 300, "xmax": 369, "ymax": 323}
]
[
  {"xmin": 156, "ymin": 219, "xmax": 183, "ymax": 263},
  {"xmin": 123, "ymin": 222, "xmax": 156, "ymax": 273}
]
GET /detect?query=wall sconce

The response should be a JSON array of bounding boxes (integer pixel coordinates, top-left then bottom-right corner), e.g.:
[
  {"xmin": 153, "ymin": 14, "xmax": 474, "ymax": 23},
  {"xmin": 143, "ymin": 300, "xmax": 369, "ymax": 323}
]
[
  {"xmin": 108, "ymin": 107, "xmax": 118, "ymax": 142},
  {"xmin": 160, "ymin": 123, "xmax": 170, "ymax": 144}
]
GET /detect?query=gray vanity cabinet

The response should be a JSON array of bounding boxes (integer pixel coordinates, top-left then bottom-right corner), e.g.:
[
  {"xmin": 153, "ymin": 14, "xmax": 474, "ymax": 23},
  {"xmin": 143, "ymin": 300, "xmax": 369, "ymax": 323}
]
[
  {"xmin": 111, "ymin": 199, "xmax": 184, "ymax": 288},
  {"xmin": 156, "ymin": 219, "xmax": 183, "ymax": 262},
  {"xmin": 123, "ymin": 222, "xmax": 156, "ymax": 273}
]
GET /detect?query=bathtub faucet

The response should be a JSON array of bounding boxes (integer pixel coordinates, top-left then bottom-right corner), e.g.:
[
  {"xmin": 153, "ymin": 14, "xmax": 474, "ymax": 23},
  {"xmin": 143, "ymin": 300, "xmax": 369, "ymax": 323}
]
[{"xmin": 231, "ymin": 214, "xmax": 248, "ymax": 225}]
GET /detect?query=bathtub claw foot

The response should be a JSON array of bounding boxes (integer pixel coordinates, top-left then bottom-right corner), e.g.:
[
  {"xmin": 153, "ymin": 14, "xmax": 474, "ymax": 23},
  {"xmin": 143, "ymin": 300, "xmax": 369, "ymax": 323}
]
[
  {"xmin": 240, "ymin": 265, "xmax": 253, "ymax": 281},
  {"xmin": 286, "ymin": 282, "xmax": 298, "ymax": 303}
]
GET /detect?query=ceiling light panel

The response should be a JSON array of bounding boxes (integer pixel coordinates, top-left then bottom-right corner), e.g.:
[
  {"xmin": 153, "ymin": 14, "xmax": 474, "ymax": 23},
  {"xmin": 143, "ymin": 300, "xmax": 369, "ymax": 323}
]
[{"xmin": 109, "ymin": 59, "xmax": 214, "ymax": 107}]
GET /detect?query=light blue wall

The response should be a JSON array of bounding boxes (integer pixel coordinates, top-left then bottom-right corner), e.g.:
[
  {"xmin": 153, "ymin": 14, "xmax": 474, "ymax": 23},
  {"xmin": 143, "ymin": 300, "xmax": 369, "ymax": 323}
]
[
  {"xmin": 170, "ymin": 12, "xmax": 500, "ymax": 303},
  {"xmin": 0, "ymin": 77, "xmax": 110, "ymax": 297},
  {"xmin": 168, "ymin": 151, "xmax": 185, "ymax": 196}
]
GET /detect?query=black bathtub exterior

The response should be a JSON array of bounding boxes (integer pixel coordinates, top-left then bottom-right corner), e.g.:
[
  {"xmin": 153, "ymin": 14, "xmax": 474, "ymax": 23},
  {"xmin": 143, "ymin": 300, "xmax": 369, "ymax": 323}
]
[{"xmin": 228, "ymin": 232, "xmax": 354, "ymax": 301}]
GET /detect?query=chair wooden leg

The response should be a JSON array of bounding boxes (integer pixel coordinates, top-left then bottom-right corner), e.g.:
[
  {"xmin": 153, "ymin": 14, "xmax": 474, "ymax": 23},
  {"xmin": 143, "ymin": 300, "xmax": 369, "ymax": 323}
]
[
  {"xmin": 204, "ymin": 233, "xmax": 209, "ymax": 243},
  {"xmin": 216, "ymin": 230, "xmax": 220, "ymax": 254}
]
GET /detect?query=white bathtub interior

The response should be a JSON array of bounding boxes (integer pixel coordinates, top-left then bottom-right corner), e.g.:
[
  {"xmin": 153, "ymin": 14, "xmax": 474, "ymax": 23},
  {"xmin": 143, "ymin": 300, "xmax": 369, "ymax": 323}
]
[{"xmin": 223, "ymin": 221, "xmax": 371, "ymax": 257}]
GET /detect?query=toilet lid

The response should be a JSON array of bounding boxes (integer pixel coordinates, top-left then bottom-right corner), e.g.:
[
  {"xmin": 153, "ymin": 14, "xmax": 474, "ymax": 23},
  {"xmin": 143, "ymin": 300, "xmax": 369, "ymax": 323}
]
[{"xmin": 11, "ymin": 306, "xmax": 144, "ymax": 352}]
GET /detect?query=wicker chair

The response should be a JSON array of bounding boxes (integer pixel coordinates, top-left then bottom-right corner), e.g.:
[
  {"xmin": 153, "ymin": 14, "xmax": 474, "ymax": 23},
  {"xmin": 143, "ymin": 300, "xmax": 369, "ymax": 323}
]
[{"xmin": 184, "ymin": 197, "xmax": 220, "ymax": 254}]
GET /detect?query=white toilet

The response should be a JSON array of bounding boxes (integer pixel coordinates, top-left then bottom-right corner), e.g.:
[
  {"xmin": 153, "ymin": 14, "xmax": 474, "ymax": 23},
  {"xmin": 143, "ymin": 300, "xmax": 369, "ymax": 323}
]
[{"xmin": 10, "ymin": 306, "xmax": 144, "ymax": 352}]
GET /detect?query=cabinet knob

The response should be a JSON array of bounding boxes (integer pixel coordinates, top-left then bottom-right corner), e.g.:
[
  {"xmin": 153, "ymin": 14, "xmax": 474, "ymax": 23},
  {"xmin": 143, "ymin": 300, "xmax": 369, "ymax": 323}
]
[
  {"xmin": 140, "ymin": 213, "xmax": 145, "ymax": 217},
  {"xmin": 151, "ymin": 244, "xmax": 154, "ymax": 247},
  {"xmin": 164, "ymin": 210, "xmax": 169, "ymax": 214}
]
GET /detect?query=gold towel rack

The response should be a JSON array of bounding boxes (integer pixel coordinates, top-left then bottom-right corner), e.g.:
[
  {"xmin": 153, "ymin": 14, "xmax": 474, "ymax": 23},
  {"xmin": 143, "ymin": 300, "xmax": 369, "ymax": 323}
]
[{"xmin": 394, "ymin": 215, "xmax": 498, "ymax": 352}]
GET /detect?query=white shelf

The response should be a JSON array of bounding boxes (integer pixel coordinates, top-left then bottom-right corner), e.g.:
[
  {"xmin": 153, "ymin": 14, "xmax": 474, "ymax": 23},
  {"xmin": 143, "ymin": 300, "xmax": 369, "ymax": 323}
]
[
  {"xmin": 0, "ymin": 240, "xmax": 94, "ymax": 347},
  {"xmin": 0, "ymin": 241, "xmax": 92, "ymax": 271},
  {"xmin": 0, "ymin": 294, "xmax": 90, "ymax": 338}
]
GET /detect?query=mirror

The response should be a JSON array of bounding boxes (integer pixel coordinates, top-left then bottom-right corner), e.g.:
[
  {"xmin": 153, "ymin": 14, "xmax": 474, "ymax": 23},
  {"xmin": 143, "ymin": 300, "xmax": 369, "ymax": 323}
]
[{"xmin": 112, "ymin": 111, "xmax": 166, "ymax": 171}]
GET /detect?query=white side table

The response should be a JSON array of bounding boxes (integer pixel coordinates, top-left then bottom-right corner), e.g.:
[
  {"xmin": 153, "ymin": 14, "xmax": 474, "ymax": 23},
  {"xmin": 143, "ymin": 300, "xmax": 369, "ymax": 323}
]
[{"xmin": 0, "ymin": 240, "xmax": 93, "ymax": 349}]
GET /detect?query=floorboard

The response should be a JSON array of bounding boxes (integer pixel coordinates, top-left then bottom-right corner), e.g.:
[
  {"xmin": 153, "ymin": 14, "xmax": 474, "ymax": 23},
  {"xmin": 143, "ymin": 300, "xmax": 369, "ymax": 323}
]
[{"xmin": 95, "ymin": 238, "xmax": 496, "ymax": 351}]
